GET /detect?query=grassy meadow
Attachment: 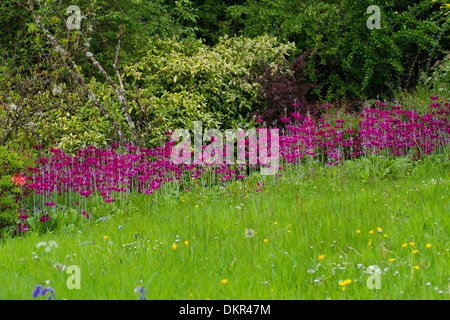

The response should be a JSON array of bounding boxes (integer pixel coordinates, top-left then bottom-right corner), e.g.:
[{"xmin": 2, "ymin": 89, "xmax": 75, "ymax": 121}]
[{"xmin": 1, "ymin": 158, "xmax": 449, "ymax": 300}]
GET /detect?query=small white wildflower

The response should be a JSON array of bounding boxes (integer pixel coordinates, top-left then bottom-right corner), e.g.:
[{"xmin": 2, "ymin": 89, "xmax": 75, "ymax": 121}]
[{"xmin": 245, "ymin": 229, "xmax": 255, "ymax": 238}]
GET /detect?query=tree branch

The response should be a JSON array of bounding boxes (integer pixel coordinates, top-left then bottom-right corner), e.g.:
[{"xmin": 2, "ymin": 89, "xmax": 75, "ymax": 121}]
[{"xmin": 27, "ymin": 5, "xmax": 129, "ymax": 144}]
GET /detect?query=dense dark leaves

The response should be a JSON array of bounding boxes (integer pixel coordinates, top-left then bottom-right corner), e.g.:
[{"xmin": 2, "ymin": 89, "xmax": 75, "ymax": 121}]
[{"xmin": 246, "ymin": 49, "xmax": 320, "ymax": 125}]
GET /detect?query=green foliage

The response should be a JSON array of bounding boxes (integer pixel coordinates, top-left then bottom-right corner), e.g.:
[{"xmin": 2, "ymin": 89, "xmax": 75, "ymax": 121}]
[
  {"xmin": 0, "ymin": 60, "xmax": 115, "ymax": 152},
  {"xmin": 121, "ymin": 34, "xmax": 295, "ymax": 144},
  {"xmin": 86, "ymin": 0, "xmax": 199, "ymax": 76},
  {"xmin": 2, "ymin": 0, "xmax": 448, "ymax": 149},
  {"xmin": 203, "ymin": 0, "xmax": 450, "ymax": 101},
  {"xmin": 0, "ymin": 144, "xmax": 32, "ymax": 233},
  {"xmin": 26, "ymin": 207, "xmax": 81, "ymax": 234},
  {"xmin": 185, "ymin": 0, "xmax": 246, "ymax": 45},
  {"xmin": 345, "ymin": 154, "xmax": 449, "ymax": 183},
  {"xmin": 0, "ymin": 0, "xmax": 199, "ymax": 80},
  {"xmin": 394, "ymin": 79, "xmax": 450, "ymax": 115},
  {"xmin": 424, "ymin": 50, "xmax": 450, "ymax": 95},
  {"xmin": 351, "ymin": 156, "xmax": 414, "ymax": 182}
]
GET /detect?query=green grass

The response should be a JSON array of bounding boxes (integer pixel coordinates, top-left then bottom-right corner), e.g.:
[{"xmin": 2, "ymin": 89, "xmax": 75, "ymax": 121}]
[{"xmin": 1, "ymin": 160, "xmax": 449, "ymax": 300}]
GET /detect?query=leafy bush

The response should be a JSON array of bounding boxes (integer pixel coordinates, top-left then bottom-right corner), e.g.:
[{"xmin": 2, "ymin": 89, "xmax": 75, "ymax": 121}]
[
  {"xmin": 0, "ymin": 0, "xmax": 199, "ymax": 81},
  {"xmin": 121, "ymin": 34, "xmax": 295, "ymax": 144},
  {"xmin": 0, "ymin": 144, "xmax": 33, "ymax": 235},
  {"xmin": 245, "ymin": 49, "xmax": 319, "ymax": 125},
  {"xmin": 0, "ymin": 63, "xmax": 115, "ymax": 153},
  {"xmin": 216, "ymin": 0, "xmax": 449, "ymax": 101}
]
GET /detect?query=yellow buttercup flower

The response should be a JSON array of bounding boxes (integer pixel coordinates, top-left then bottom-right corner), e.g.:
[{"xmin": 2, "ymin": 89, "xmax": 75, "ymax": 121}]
[
  {"xmin": 369, "ymin": 230, "xmax": 374, "ymax": 234},
  {"xmin": 409, "ymin": 242, "xmax": 415, "ymax": 246},
  {"xmin": 319, "ymin": 255, "xmax": 325, "ymax": 260},
  {"xmin": 402, "ymin": 243, "xmax": 407, "ymax": 248},
  {"xmin": 221, "ymin": 279, "xmax": 228, "ymax": 284},
  {"xmin": 103, "ymin": 235, "xmax": 108, "ymax": 240},
  {"xmin": 356, "ymin": 230, "xmax": 361, "ymax": 234},
  {"xmin": 414, "ymin": 266, "xmax": 420, "ymax": 270},
  {"xmin": 426, "ymin": 244, "xmax": 432, "ymax": 248},
  {"xmin": 389, "ymin": 258, "xmax": 395, "ymax": 262},
  {"xmin": 264, "ymin": 239, "xmax": 268, "ymax": 243},
  {"xmin": 172, "ymin": 244, "xmax": 177, "ymax": 250},
  {"xmin": 412, "ymin": 250, "xmax": 418, "ymax": 254},
  {"xmin": 184, "ymin": 241, "xmax": 189, "ymax": 246}
]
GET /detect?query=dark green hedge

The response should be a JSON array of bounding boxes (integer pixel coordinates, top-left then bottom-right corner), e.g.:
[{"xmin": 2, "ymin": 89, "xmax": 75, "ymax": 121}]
[{"xmin": 189, "ymin": 0, "xmax": 450, "ymax": 101}]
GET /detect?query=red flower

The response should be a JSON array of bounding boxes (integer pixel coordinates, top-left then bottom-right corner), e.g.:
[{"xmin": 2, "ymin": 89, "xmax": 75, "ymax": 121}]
[{"xmin": 11, "ymin": 173, "xmax": 26, "ymax": 187}]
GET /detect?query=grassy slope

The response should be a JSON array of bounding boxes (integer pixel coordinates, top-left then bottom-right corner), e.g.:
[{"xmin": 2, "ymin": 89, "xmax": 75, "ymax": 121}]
[{"xmin": 0, "ymin": 161, "xmax": 449, "ymax": 300}]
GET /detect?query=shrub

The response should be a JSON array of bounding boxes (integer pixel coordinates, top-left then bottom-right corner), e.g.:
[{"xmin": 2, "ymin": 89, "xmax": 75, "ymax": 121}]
[
  {"xmin": 221, "ymin": 0, "xmax": 449, "ymax": 101},
  {"xmin": 245, "ymin": 49, "xmax": 319, "ymax": 125},
  {"xmin": 0, "ymin": 61, "xmax": 117, "ymax": 153},
  {"xmin": 121, "ymin": 34, "xmax": 295, "ymax": 145},
  {"xmin": 0, "ymin": 144, "xmax": 33, "ymax": 235}
]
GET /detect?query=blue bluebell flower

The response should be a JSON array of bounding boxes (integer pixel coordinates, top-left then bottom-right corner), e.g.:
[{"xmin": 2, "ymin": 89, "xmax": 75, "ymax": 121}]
[
  {"xmin": 138, "ymin": 286, "xmax": 147, "ymax": 300},
  {"xmin": 41, "ymin": 287, "xmax": 55, "ymax": 300},
  {"xmin": 32, "ymin": 285, "xmax": 42, "ymax": 298},
  {"xmin": 32, "ymin": 285, "xmax": 56, "ymax": 300}
]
